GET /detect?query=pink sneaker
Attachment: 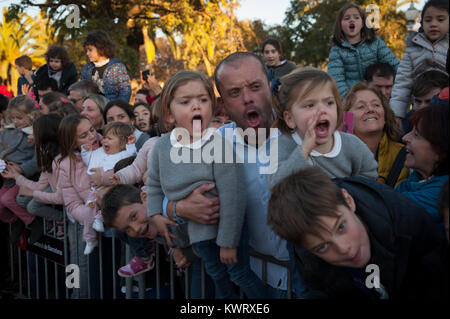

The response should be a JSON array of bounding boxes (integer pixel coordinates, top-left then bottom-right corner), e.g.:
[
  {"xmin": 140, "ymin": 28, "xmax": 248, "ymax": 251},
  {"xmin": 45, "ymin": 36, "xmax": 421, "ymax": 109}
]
[{"xmin": 117, "ymin": 255, "xmax": 155, "ymax": 278}]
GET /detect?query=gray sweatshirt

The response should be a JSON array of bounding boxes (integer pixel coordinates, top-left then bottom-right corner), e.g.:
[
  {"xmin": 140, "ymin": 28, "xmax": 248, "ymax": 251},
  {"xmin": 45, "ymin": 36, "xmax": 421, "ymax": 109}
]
[
  {"xmin": 146, "ymin": 129, "xmax": 246, "ymax": 248},
  {"xmin": 267, "ymin": 131, "xmax": 378, "ymax": 189}
]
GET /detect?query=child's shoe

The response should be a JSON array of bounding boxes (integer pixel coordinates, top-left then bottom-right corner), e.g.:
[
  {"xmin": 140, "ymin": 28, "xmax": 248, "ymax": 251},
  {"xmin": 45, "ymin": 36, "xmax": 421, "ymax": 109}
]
[
  {"xmin": 92, "ymin": 212, "xmax": 104, "ymax": 232},
  {"xmin": 93, "ymin": 218, "xmax": 104, "ymax": 233},
  {"xmin": 83, "ymin": 240, "xmax": 98, "ymax": 255},
  {"xmin": 117, "ymin": 255, "xmax": 155, "ymax": 278}
]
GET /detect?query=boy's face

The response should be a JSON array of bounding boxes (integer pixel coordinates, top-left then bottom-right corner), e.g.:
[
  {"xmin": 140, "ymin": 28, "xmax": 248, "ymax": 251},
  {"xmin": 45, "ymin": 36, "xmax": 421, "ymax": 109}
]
[
  {"xmin": 15, "ymin": 64, "xmax": 25, "ymax": 75},
  {"xmin": 102, "ymin": 131, "xmax": 126, "ymax": 154},
  {"xmin": 369, "ymin": 75, "xmax": 394, "ymax": 100},
  {"xmin": 113, "ymin": 196, "xmax": 158, "ymax": 239},
  {"xmin": 302, "ymin": 189, "xmax": 371, "ymax": 268},
  {"xmin": 413, "ymin": 87, "xmax": 441, "ymax": 110},
  {"xmin": 49, "ymin": 58, "xmax": 63, "ymax": 70}
]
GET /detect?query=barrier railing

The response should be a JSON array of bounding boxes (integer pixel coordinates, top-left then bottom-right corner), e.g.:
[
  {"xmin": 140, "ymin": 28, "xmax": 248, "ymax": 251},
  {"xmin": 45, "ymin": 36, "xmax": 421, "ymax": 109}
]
[{"xmin": 7, "ymin": 216, "xmax": 293, "ymax": 299}]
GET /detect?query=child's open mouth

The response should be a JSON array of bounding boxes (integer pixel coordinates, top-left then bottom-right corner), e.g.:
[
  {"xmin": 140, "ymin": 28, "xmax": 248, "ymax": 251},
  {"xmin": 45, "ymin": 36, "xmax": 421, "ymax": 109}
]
[
  {"xmin": 349, "ymin": 24, "xmax": 355, "ymax": 31},
  {"xmin": 315, "ymin": 120, "xmax": 330, "ymax": 138},
  {"xmin": 192, "ymin": 115, "xmax": 203, "ymax": 133}
]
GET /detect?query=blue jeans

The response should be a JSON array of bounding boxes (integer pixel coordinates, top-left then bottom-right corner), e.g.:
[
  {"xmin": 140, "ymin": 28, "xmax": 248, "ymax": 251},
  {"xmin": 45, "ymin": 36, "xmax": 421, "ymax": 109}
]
[
  {"xmin": 193, "ymin": 225, "xmax": 269, "ymax": 299},
  {"xmin": 112, "ymin": 228, "xmax": 152, "ymax": 259},
  {"xmin": 189, "ymin": 258, "xmax": 216, "ymax": 299}
]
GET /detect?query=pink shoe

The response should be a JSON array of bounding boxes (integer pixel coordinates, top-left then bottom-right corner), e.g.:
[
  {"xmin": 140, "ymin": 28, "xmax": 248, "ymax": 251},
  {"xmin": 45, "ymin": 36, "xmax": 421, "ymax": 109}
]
[{"xmin": 117, "ymin": 255, "xmax": 155, "ymax": 278}]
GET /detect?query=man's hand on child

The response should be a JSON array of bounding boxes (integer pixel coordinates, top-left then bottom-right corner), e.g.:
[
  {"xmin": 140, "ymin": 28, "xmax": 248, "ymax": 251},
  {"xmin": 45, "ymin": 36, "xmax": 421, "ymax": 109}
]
[
  {"xmin": 173, "ymin": 183, "xmax": 220, "ymax": 225},
  {"xmin": 220, "ymin": 247, "xmax": 237, "ymax": 264},
  {"xmin": 151, "ymin": 214, "xmax": 178, "ymax": 246},
  {"xmin": 172, "ymin": 248, "xmax": 191, "ymax": 268}
]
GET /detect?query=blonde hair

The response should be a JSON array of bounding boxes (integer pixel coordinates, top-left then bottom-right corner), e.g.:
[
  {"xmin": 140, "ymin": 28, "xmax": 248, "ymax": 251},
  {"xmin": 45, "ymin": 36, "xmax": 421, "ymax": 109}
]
[
  {"xmin": 7, "ymin": 95, "xmax": 37, "ymax": 126},
  {"xmin": 273, "ymin": 67, "xmax": 343, "ymax": 134},
  {"xmin": 342, "ymin": 82, "xmax": 403, "ymax": 141},
  {"xmin": 160, "ymin": 71, "xmax": 216, "ymax": 121}
]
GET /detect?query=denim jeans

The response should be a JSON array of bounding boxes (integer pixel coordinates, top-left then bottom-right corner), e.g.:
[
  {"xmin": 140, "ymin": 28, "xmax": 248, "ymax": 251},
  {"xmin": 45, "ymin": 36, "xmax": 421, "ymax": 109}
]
[
  {"xmin": 189, "ymin": 258, "xmax": 216, "ymax": 299},
  {"xmin": 112, "ymin": 228, "xmax": 152, "ymax": 259},
  {"xmin": 193, "ymin": 224, "xmax": 269, "ymax": 299},
  {"xmin": 16, "ymin": 186, "xmax": 63, "ymax": 221}
]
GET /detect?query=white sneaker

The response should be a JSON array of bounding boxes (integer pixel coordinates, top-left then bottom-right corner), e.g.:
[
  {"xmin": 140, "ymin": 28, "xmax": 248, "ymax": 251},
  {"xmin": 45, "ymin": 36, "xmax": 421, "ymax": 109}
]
[
  {"xmin": 93, "ymin": 219, "xmax": 105, "ymax": 232},
  {"xmin": 84, "ymin": 240, "xmax": 98, "ymax": 255}
]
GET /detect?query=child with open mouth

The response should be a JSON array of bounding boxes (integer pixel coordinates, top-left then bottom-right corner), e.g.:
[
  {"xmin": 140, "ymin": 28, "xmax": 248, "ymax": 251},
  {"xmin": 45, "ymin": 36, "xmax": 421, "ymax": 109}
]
[
  {"xmin": 327, "ymin": 3, "xmax": 399, "ymax": 98},
  {"xmin": 146, "ymin": 70, "xmax": 270, "ymax": 299},
  {"xmin": 80, "ymin": 121, "xmax": 136, "ymax": 255},
  {"xmin": 268, "ymin": 67, "xmax": 378, "ymax": 189}
]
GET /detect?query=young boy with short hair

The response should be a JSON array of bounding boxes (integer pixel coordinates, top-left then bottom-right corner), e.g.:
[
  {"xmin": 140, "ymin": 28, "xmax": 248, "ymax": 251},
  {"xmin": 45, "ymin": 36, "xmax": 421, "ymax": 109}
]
[
  {"xmin": 402, "ymin": 70, "xmax": 449, "ymax": 134},
  {"xmin": 267, "ymin": 166, "xmax": 448, "ymax": 299},
  {"xmin": 15, "ymin": 55, "xmax": 34, "ymax": 95}
]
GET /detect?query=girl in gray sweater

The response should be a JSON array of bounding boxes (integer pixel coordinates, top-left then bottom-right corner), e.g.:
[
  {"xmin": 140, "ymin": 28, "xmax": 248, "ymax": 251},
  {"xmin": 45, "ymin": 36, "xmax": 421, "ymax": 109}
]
[
  {"xmin": 146, "ymin": 71, "xmax": 268, "ymax": 299},
  {"xmin": 268, "ymin": 67, "xmax": 378, "ymax": 189}
]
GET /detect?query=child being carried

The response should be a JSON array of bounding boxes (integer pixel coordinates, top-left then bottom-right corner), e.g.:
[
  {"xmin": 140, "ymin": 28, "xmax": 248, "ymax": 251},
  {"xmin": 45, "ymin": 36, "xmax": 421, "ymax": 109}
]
[{"xmin": 81, "ymin": 121, "xmax": 136, "ymax": 254}]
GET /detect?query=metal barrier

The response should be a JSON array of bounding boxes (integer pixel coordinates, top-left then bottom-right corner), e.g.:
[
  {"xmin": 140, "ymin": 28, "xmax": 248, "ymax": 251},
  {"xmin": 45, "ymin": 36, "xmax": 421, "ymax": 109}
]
[{"xmin": 7, "ymin": 215, "xmax": 293, "ymax": 299}]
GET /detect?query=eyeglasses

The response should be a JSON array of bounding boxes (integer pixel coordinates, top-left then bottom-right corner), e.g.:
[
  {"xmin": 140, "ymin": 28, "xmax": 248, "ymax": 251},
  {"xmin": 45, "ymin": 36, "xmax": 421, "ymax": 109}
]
[{"xmin": 70, "ymin": 98, "xmax": 82, "ymax": 104}]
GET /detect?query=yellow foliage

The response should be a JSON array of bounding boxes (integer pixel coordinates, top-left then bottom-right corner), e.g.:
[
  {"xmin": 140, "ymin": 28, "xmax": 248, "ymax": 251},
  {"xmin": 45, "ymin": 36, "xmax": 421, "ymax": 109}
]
[{"xmin": 0, "ymin": 9, "xmax": 56, "ymax": 95}]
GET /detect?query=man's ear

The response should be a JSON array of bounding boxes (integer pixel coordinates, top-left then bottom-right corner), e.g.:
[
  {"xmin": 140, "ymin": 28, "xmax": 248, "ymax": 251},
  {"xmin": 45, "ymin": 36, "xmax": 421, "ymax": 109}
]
[
  {"xmin": 127, "ymin": 134, "xmax": 136, "ymax": 145},
  {"xmin": 140, "ymin": 191, "xmax": 147, "ymax": 202},
  {"xmin": 341, "ymin": 188, "xmax": 356, "ymax": 212}
]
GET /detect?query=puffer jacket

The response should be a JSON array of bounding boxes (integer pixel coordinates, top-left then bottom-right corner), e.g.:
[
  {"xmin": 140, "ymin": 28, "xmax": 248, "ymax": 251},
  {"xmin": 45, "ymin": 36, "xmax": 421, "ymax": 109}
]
[
  {"xmin": 390, "ymin": 32, "xmax": 449, "ymax": 118},
  {"xmin": 81, "ymin": 58, "xmax": 131, "ymax": 102},
  {"xmin": 328, "ymin": 36, "xmax": 399, "ymax": 99},
  {"xmin": 0, "ymin": 127, "xmax": 38, "ymax": 187}
]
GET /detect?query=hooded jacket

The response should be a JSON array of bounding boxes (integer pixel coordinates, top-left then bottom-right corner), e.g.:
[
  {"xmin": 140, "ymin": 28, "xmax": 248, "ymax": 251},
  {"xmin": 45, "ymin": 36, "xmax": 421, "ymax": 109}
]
[
  {"xmin": 328, "ymin": 36, "xmax": 399, "ymax": 98},
  {"xmin": 390, "ymin": 32, "xmax": 449, "ymax": 118},
  {"xmin": 293, "ymin": 176, "xmax": 448, "ymax": 299}
]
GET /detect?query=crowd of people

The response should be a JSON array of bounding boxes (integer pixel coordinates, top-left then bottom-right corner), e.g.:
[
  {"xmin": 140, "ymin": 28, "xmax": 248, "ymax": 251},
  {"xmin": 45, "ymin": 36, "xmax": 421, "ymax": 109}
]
[{"xmin": 0, "ymin": 0, "xmax": 448, "ymax": 299}]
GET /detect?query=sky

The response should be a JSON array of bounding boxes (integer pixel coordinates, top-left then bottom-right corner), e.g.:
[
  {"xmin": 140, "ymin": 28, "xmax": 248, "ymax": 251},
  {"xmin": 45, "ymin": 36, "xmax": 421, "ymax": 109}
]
[
  {"xmin": 235, "ymin": 0, "xmax": 427, "ymax": 26},
  {"xmin": 1, "ymin": 0, "xmax": 427, "ymax": 26}
]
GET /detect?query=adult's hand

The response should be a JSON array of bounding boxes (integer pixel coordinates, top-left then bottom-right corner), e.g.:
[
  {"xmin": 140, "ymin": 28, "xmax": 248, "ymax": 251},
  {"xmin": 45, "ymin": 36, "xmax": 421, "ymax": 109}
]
[
  {"xmin": 89, "ymin": 167, "xmax": 103, "ymax": 188},
  {"xmin": 170, "ymin": 183, "xmax": 220, "ymax": 225}
]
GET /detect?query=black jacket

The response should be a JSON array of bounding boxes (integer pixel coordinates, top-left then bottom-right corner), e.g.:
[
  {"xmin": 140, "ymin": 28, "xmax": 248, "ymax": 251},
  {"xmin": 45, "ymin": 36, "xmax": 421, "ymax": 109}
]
[
  {"xmin": 293, "ymin": 176, "xmax": 448, "ymax": 299},
  {"xmin": 34, "ymin": 63, "xmax": 78, "ymax": 95}
]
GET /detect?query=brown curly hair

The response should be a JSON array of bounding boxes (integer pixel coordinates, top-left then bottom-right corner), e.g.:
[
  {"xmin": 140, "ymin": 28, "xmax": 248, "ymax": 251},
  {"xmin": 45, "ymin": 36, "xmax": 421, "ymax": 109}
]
[{"xmin": 45, "ymin": 45, "xmax": 72, "ymax": 67}]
